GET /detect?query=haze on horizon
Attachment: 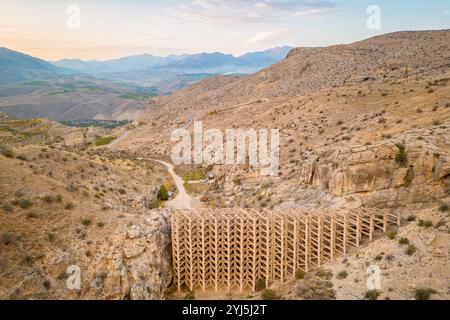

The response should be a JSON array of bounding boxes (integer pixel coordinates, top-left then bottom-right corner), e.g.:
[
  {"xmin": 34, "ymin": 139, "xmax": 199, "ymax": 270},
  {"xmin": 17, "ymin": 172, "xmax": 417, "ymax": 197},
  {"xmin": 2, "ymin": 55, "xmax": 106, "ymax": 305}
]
[{"xmin": 0, "ymin": 0, "xmax": 449, "ymax": 61}]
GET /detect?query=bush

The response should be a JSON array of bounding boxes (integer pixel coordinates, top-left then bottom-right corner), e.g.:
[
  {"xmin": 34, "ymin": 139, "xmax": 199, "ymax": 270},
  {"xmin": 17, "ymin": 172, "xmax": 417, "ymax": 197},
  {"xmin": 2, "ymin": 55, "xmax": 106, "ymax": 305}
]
[
  {"xmin": 261, "ymin": 289, "xmax": 279, "ymax": 300},
  {"xmin": 415, "ymin": 288, "xmax": 437, "ymax": 300},
  {"xmin": 158, "ymin": 185, "xmax": 169, "ymax": 201},
  {"xmin": 387, "ymin": 231, "xmax": 397, "ymax": 240},
  {"xmin": 295, "ymin": 270, "xmax": 307, "ymax": 280},
  {"xmin": 315, "ymin": 268, "xmax": 333, "ymax": 280},
  {"xmin": 407, "ymin": 214, "xmax": 416, "ymax": 222},
  {"xmin": 64, "ymin": 202, "xmax": 74, "ymax": 210},
  {"xmin": 255, "ymin": 279, "xmax": 266, "ymax": 291},
  {"xmin": 395, "ymin": 143, "xmax": 407, "ymax": 166},
  {"xmin": 399, "ymin": 237, "xmax": 410, "ymax": 245},
  {"xmin": 27, "ymin": 211, "xmax": 38, "ymax": 219},
  {"xmin": 364, "ymin": 290, "xmax": 382, "ymax": 300},
  {"xmin": 1, "ymin": 233, "xmax": 13, "ymax": 245},
  {"xmin": 336, "ymin": 271, "xmax": 348, "ymax": 280},
  {"xmin": 94, "ymin": 136, "xmax": 116, "ymax": 147},
  {"xmin": 297, "ymin": 277, "xmax": 336, "ymax": 300},
  {"xmin": 435, "ymin": 218, "xmax": 446, "ymax": 228},
  {"xmin": 406, "ymin": 244, "xmax": 417, "ymax": 256},
  {"xmin": 0, "ymin": 144, "xmax": 15, "ymax": 158},
  {"xmin": 16, "ymin": 154, "xmax": 28, "ymax": 161},
  {"xmin": 12, "ymin": 198, "xmax": 33, "ymax": 209},
  {"xmin": 439, "ymin": 202, "xmax": 449, "ymax": 212},
  {"xmin": 418, "ymin": 219, "xmax": 433, "ymax": 228},
  {"xmin": 43, "ymin": 194, "xmax": 63, "ymax": 203},
  {"xmin": 183, "ymin": 291, "xmax": 196, "ymax": 300},
  {"xmin": 81, "ymin": 218, "xmax": 92, "ymax": 226}
]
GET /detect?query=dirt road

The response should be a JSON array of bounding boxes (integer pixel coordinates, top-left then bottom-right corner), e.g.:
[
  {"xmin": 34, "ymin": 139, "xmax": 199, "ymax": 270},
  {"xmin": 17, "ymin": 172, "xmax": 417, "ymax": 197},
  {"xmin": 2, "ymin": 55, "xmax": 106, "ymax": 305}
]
[{"xmin": 152, "ymin": 159, "xmax": 197, "ymax": 210}]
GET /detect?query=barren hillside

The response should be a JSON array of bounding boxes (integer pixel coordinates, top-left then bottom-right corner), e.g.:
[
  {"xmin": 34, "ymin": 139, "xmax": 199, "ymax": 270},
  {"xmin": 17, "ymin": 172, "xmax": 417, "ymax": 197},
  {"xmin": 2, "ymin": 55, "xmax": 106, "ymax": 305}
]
[{"xmin": 109, "ymin": 30, "xmax": 450, "ymax": 300}]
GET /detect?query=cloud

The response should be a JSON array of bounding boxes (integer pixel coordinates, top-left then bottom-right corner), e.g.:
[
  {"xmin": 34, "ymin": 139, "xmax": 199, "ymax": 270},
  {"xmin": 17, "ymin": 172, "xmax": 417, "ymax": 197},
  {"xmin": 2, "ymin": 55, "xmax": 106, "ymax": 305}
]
[
  {"xmin": 175, "ymin": 0, "xmax": 337, "ymax": 24},
  {"xmin": 245, "ymin": 28, "xmax": 291, "ymax": 45}
]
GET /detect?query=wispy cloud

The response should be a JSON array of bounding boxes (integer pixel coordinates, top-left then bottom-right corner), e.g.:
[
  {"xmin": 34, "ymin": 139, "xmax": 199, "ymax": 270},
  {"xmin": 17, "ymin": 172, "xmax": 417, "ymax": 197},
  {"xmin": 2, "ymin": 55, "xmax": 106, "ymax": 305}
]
[
  {"xmin": 245, "ymin": 28, "xmax": 291, "ymax": 45},
  {"xmin": 174, "ymin": 0, "xmax": 337, "ymax": 24}
]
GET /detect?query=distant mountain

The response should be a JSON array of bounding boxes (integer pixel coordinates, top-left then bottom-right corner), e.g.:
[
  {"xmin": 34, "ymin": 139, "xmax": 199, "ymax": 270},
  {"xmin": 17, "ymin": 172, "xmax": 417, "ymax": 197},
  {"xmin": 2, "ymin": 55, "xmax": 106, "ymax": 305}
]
[
  {"xmin": 54, "ymin": 54, "xmax": 170, "ymax": 74},
  {"xmin": 0, "ymin": 46, "xmax": 292, "ymax": 121},
  {"xmin": 237, "ymin": 46, "xmax": 293, "ymax": 68},
  {"xmin": 0, "ymin": 48, "xmax": 69, "ymax": 85},
  {"xmin": 52, "ymin": 47, "xmax": 293, "ymax": 83}
]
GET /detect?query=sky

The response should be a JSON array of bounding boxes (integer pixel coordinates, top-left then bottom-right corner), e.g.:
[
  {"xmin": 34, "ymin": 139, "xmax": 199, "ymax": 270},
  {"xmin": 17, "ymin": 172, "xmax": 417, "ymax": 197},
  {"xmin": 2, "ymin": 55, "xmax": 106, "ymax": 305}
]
[{"xmin": 0, "ymin": 0, "xmax": 449, "ymax": 61}]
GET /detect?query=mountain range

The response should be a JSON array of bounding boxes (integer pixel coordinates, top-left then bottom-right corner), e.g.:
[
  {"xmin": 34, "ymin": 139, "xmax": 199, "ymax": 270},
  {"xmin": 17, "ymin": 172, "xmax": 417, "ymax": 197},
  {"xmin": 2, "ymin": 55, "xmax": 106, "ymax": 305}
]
[
  {"xmin": 0, "ymin": 46, "xmax": 292, "ymax": 120},
  {"xmin": 52, "ymin": 47, "xmax": 292, "ymax": 76}
]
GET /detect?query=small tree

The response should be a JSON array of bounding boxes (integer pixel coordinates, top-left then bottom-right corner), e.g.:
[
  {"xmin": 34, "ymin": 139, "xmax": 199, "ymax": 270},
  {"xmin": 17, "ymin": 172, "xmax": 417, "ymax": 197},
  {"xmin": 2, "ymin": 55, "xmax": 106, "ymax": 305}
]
[{"xmin": 158, "ymin": 185, "xmax": 169, "ymax": 201}]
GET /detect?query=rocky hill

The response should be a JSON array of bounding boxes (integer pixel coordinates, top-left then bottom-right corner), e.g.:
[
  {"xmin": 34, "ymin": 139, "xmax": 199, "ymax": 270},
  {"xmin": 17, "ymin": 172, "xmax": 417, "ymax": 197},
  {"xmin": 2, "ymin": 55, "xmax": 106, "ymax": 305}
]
[
  {"xmin": 110, "ymin": 30, "xmax": 449, "ymax": 299},
  {"xmin": 140, "ymin": 30, "xmax": 450, "ymax": 124},
  {"xmin": 1, "ymin": 30, "xmax": 449, "ymax": 300},
  {"xmin": 0, "ymin": 119, "xmax": 175, "ymax": 299}
]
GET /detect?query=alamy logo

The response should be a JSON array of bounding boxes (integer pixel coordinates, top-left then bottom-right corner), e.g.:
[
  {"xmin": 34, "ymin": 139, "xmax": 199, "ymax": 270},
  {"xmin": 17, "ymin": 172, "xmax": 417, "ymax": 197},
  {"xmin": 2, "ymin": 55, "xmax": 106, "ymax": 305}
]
[
  {"xmin": 67, "ymin": 5, "xmax": 81, "ymax": 30},
  {"xmin": 367, "ymin": 265, "xmax": 382, "ymax": 290},
  {"xmin": 367, "ymin": 5, "xmax": 381, "ymax": 30},
  {"xmin": 171, "ymin": 121, "xmax": 280, "ymax": 176},
  {"xmin": 66, "ymin": 265, "xmax": 81, "ymax": 290}
]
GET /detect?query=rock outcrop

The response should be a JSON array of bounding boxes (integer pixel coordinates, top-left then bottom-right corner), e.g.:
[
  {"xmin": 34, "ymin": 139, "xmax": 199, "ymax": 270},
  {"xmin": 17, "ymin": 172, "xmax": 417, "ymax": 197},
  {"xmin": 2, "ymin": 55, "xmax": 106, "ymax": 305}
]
[
  {"xmin": 297, "ymin": 126, "xmax": 449, "ymax": 207},
  {"xmin": 4, "ymin": 209, "xmax": 173, "ymax": 300}
]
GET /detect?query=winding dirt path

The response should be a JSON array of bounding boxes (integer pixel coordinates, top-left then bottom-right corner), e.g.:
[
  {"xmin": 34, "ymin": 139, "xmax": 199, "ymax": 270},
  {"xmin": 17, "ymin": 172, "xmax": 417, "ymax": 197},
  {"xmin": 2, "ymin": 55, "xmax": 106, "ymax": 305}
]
[{"xmin": 152, "ymin": 159, "xmax": 197, "ymax": 210}]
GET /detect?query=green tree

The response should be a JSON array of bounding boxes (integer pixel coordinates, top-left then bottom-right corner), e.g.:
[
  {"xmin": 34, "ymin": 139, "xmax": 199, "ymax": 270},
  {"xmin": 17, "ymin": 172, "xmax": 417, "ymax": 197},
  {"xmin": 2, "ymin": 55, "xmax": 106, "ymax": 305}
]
[{"xmin": 158, "ymin": 185, "xmax": 169, "ymax": 201}]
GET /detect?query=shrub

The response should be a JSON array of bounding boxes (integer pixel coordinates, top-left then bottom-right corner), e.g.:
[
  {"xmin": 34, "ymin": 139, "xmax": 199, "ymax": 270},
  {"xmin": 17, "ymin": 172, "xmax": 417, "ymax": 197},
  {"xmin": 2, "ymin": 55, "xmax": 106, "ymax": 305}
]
[
  {"xmin": 415, "ymin": 288, "xmax": 437, "ymax": 300},
  {"xmin": 385, "ymin": 254, "xmax": 395, "ymax": 261},
  {"xmin": 16, "ymin": 154, "xmax": 28, "ymax": 161},
  {"xmin": 405, "ymin": 244, "xmax": 417, "ymax": 256},
  {"xmin": 435, "ymin": 218, "xmax": 446, "ymax": 228},
  {"xmin": 418, "ymin": 219, "xmax": 433, "ymax": 228},
  {"xmin": 81, "ymin": 218, "xmax": 92, "ymax": 226},
  {"xmin": 12, "ymin": 198, "xmax": 33, "ymax": 209},
  {"xmin": 336, "ymin": 271, "xmax": 348, "ymax": 280},
  {"xmin": 94, "ymin": 136, "xmax": 116, "ymax": 147},
  {"xmin": 407, "ymin": 214, "xmax": 416, "ymax": 222},
  {"xmin": 1, "ymin": 233, "xmax": 13, "ymax": 245},
  {"xmin": 64, "ymin": 202, "xmax": 74, "ymax": 210},
  {"xmin": 364, "ymin": 290, "xmax": 382, "ymax": 300},
  {"xmin": 261, "ymin": 289, "xmax": 279, "ymax": 300},
  {"xmin": 439, "ymin": 202, "xmax": 449, "ymax": 212},
  {"xmin": 399, "ymin": 237, "xmax": 410, "ymax": 245},
  {"xmin": 315, "ymin": 268, "xmax": 333, "ymax": 280},
  {"xmin": 15, "ymin": 190, "xmax": 25, "ymax": 198},
  {"xmin": 297, "ymin": 278, "xmax": 336, "ymax": 300},
  {"xmin": 0, "ymin": 144, "xmax": 15, "ymax": 158},
  {"xmin": 295, "ymin": 270, "xmax": 307, "ymax": 280},
  {"xmin": 158, "ymin": 185, "xmax": 169, "ymax": 201},
  {"xmin": 27, "ymin": 211, "xmax": 38, "ymax": 219},
  {"xmin": 255, "ymin": 279, "xmax": 266, "ymax": 291},
  {"xmin": 183, "ymin": 291, "xmax": 196, "ymax": 300},
  {"xmin": 387, "ymin": 231, "xmax": 397, "ymax": 240},
  {"xmin": 395, "ymin": 143, "xmax": 407, "ymax": 166},
  {"xmin": 118, "ymin": 188, "xmax": 126, "ymax": 195},
  {"xmin": 43, "ymin": 280, "xmax": 51, "ymax": 290},
  {"xmin": 43, "ymin": 194, "xmax": 62, "ymax": 203}
]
